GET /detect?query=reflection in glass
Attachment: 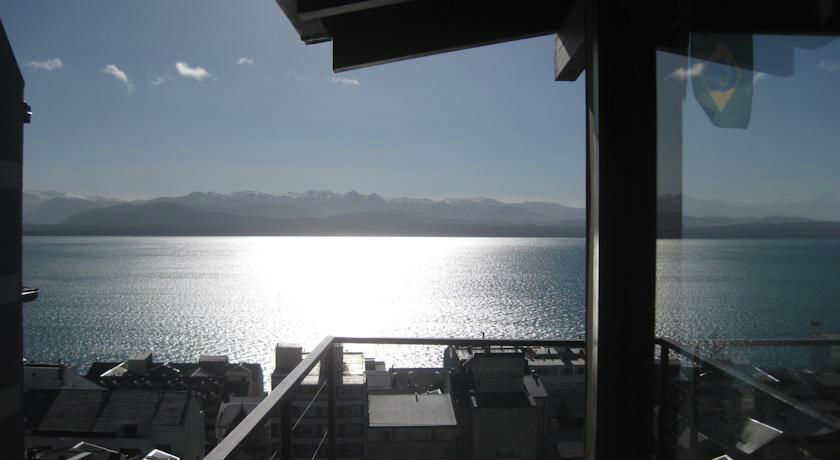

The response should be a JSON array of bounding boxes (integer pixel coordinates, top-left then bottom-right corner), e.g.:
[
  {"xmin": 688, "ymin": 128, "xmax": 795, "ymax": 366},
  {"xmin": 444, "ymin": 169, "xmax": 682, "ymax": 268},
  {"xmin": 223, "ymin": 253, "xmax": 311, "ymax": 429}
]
[{"xmin": 656, "ymin": 34, "xmax": 840, "ymax": 459}]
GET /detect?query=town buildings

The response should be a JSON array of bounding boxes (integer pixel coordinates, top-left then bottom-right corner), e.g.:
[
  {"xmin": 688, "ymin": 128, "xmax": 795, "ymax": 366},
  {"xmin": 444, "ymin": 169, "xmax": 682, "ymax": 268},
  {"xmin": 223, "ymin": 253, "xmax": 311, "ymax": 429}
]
[
  {"xmin": 366, "ymin": 393, "xmax": 458, "ymax": 460},
  {"xmin": 263, "ymin": 342, "xmax": 582, "ymax": 459},
  {"xmin": 84, "ymin": 352, "xmax": 264, "ymax": 450},
  {"xmin": 24, "ymin": 389, "xmax": 204, "ymax": 460},
  {"xmin": 271, "ymin": 344, "xmax": 366, "ymax": 459}
]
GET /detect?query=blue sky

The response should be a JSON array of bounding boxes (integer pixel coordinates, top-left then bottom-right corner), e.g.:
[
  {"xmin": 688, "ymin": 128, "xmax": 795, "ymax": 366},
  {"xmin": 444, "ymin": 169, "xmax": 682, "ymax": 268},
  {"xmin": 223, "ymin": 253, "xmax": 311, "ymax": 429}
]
[
  {"xmin": 3, "ymin": 3, "xmax": 840, "ymax": 207},
  {"xmin": 0, "ymin": 1, "xmax": 586, "ymax": 205},
  {"xmin": 674, "ymin": 35, "xmax": 840, "ymax": 204}
]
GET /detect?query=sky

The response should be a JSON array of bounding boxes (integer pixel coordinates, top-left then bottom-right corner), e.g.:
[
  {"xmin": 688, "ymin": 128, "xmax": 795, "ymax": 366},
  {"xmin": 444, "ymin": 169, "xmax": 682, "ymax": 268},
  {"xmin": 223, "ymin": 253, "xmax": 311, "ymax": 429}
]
[
  {"xmin": 3, "ymin": 3, "xmax": 840, "ymax": 208},
  {"xmin": 672, "ymin": 35, "xmax": 840, "ymax": 204},
  {"xmin": 0, "ymin": 1, "xmax": 586, "ymax": 205}
]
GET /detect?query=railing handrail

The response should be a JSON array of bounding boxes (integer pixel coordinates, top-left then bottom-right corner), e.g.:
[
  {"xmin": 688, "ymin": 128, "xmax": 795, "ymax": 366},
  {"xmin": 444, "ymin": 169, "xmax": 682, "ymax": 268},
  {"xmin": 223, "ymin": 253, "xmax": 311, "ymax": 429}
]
[
  {"xmin": 206, "ymin": 335, "xmax": 336, "ymax": 460},
  {"xmin": 208, "ymin": 335, "xmax": 840, "ymax": 459},
  {"xmin": 658, "ymin": 336, "xmax": 840, "ymax": 348},
  {"xmin": 656, "ymin": 337, "xmax": 840, "ymax": 432},
  {"xmin": 204, "ymin": 335, "xmax": 584, "ymax": 460},
  {"xmin": 333, "ymin": 336, "xmax": 584, "ymax": 346}
]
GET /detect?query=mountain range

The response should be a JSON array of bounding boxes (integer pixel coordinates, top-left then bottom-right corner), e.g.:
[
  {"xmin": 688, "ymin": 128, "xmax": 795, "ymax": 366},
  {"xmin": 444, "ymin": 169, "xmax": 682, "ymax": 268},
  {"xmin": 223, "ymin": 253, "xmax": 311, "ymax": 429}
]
[
  {"xmin": 24, "ymin": 190, "xmax": 584, "ymax": 225},
  {"xmin": 21, "ymin": 190, "xmax": 840, "ymax": 238}
]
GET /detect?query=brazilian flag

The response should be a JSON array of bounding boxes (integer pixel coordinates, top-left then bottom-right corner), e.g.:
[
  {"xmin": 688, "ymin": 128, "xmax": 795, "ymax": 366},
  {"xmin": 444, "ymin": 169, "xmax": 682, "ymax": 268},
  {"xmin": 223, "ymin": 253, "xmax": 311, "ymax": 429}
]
[{"xmin": 690, "ymin": 34, "xmax": 754, "ymax": 129}]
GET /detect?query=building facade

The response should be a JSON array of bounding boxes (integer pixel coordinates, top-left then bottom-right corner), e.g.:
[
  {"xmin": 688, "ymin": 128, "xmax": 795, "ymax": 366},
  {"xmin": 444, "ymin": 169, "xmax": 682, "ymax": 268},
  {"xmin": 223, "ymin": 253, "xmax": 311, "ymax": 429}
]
[
  {"xmin": 271, "ymin": 344, "xmax": 366, "ymax": 459},
  {"xmin": 366, "ymin": 393, "xmax": 458, "ymax": 460}
]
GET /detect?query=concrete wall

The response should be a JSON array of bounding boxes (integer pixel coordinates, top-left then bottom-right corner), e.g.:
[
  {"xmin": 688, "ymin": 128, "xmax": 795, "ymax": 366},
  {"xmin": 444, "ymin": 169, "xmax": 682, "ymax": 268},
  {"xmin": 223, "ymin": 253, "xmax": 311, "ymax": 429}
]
[
  {"xmin": 366, "ymin": 426, "xmax": 457, "ymax": 460},
  {"xmin": 471, "ymin": 406, "xmax": 539, "ymax": 460}
]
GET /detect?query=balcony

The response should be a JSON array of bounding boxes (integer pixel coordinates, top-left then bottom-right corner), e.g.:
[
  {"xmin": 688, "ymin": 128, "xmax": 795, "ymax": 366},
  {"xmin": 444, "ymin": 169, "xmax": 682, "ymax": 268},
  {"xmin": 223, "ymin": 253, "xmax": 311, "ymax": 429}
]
[
  {"xmin": 205, "ymin": 336, "xmax": 840, "ymax": 460},
  {"xmin": 205, "ymin": 336, "xmax": 583, "ymax": 460}
]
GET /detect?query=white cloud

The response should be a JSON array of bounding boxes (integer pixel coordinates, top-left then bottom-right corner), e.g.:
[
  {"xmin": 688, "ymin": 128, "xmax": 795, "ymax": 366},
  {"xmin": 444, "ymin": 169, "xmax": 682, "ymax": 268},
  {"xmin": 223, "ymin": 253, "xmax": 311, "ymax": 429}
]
[
  {"xmin": 102, "ymin": 64, "xmax": 133, "ymax": 93},
  {"xmin": 175, "ymin": 61, "xmax": 211, "ymax": 81},
  {"xmin": 330, "ymin": 76, "xmax": 360, "ymax": 87},
  {"xmin": 236, "ymin": 57, "xmax": 255, "ymax": 66},
  {"xmin": 670, "ymin": 63, "xmax": 704, "ymax": 81},
  {"xmin": 287, "ymin": 70, "xmax": 312, "ymax": 81},
  {"xmin": 27, "ymin": 58, "xmax": 63, "ymax": 71},
  {"xmin": 753, "ymin": 71, "xmax": 767, "ymax": 83},
  {"xmin": 150, "ymin": 75, "xmax": 173, "ymax": 86},
  {"xmin": 818, "ymin": 59, "xmax": 840, "ymax": 72}
]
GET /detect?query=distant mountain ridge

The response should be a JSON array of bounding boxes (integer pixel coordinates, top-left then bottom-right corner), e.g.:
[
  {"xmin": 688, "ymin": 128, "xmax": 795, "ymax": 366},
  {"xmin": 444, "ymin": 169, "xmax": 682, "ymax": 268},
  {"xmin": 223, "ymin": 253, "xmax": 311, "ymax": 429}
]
[
  {"xmin": 682, "ymin": 194, "xmax": 840, "ymax": 221},
  {"xmin": 21, "ymin": 190, "xmax": 840, "ymax": 238},
  {"xmin": 24, "ymin": 190, "xmax": 585, "ymax": 225},
  {"xmin": 23, "ymin": 191, "xmax": 121, "ymax": 225},
  {"xmin": 143, "ymin": 190, "xmax": 585, "ymax": 224},
  {"xmin": 27, "ymin": 202, "xmax": 584, "ymax": 237}
]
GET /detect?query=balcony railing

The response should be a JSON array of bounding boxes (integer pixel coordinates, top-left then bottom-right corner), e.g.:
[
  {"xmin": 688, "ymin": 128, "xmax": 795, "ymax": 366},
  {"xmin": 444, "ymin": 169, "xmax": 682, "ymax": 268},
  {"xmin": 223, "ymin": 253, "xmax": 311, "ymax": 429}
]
[
  {"xmin": 204, "ymin": 336, "xmax": 583, "ymax": 460},
  {"xmin": 206, "ymin": 335, "xmax": 840, "ymax": 460},
  {"xmin": 655, "ymin": 337, "xmax": 840, "ymax": 460}
]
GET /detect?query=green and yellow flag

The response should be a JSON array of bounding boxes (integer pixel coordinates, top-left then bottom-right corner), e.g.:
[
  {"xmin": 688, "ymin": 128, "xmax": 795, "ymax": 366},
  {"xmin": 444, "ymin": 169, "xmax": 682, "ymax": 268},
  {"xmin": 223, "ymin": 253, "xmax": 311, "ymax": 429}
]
[{"xmin": 690, "ymin": 34, "xmax": 754, "ymax": 129}]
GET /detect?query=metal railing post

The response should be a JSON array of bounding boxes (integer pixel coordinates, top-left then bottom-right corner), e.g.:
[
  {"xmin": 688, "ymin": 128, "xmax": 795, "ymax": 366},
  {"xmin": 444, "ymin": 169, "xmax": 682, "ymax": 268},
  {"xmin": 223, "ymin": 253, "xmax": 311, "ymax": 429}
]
[
  {"xmin": 326, "ymin": 344, "xmax": 337, "ymax": 460},
  {"xmin": 657, "ymin": 343, "xmax": 671, "ymax": 460},
  {"xmin": 281, "ymin": 400, "xmax": 291, "ymax": 460},
  {"xmin": 688, "ymin": 351, "xmax": 699, "ymax": 459}
]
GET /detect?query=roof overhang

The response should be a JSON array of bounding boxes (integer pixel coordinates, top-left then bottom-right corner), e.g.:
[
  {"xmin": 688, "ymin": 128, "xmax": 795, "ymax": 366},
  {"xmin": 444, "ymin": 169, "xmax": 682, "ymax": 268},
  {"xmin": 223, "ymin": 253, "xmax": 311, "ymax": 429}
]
[{"xmin": 275, "ymin": 0, "xmax": 576, "ymax": 73}]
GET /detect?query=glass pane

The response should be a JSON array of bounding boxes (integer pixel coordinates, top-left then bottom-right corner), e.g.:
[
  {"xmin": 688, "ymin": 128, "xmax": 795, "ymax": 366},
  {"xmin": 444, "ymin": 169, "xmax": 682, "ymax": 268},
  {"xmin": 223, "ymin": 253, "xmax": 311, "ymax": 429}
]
[{"xmin": 656, "ymin": 34, "xmax": 840, "ymax": 459}]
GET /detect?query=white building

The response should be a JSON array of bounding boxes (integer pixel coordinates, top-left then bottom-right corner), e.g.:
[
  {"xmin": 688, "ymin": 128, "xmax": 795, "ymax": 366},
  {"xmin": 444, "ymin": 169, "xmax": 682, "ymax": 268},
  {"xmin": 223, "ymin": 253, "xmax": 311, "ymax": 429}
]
[{"xmin": 366, "ymin": 393, "xmax": 458, "ymax": 460}]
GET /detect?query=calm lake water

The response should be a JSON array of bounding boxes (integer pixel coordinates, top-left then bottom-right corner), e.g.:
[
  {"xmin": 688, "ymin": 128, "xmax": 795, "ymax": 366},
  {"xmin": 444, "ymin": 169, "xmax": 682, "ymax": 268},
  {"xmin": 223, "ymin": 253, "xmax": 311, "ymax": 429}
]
[
  {"xmin": 22, "ymin": 237, "xmax": 586, "ymax": 380},
  {"xmin": 22, "ymin": 236, "xmax": 840, "ymax": 382}
]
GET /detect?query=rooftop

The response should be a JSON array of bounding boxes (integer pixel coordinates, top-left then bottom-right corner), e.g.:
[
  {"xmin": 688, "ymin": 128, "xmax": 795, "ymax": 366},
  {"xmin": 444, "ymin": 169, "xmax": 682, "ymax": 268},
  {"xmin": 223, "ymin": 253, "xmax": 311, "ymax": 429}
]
[
  {"xmin": 470, "ymin": 391, "xmax": 535, "ymax": 409},
  {"xmin": 368, "ymin": 393, "xmax": 457, "ymax": 428},
  {"xmin": 86, "ymin": 359, "xmax": 262, "ymax": 384},
  {"xmin": 299, "ymin": 351, "xmax": 366, "ymax": 385},
  {"xmin": 523, "ymin": 375, "xmax": 549, "ymax": 399},
  {"xmin": 27, "ymin": 389, "xmax": 191, "ymax": 435},
  {"xmin": 452, "ymin": 345, "xmax": 586, "ymax": 365}
]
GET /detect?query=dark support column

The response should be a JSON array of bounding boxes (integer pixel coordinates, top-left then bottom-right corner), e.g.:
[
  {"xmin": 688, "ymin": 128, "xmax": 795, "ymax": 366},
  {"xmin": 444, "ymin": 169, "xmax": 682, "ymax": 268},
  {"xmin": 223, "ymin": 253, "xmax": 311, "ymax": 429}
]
[
  {"xmin": 583, "ymin": 0, "xmax": 657, "ymax": 458},
  {"xmin": 325, "ymin": 346, "xmax": 336, "ymax": 460},
  {"xmin": 0, "ymin": 19, "xmax": 25, "ymax": 458}
]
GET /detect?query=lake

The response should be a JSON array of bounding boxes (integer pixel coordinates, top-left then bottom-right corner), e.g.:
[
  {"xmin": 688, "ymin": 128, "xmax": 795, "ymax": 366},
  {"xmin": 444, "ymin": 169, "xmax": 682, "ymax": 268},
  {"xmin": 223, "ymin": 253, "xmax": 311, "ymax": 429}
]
[{"xmin": 22, "ymin": 236, "xmax": 840, "ymax": 383}]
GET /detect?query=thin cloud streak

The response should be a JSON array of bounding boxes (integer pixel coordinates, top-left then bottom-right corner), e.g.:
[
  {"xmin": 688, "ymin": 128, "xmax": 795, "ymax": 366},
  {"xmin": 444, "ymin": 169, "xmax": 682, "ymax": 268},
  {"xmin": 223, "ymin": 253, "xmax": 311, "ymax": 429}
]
[
  {"xmin": 175, "ymin": 61, "xmax": 211, "ymax": 81},
  {"xmin": 330, "ymin": 76, "xmax": 360, "ymax": 87},
  {"xmin": 237, "ymin": 57, "xmax": 255, "ymax": 66},
  {"xmin": 150, "ymin": 75, "xmax": 173, "ymax": 86},
  {"xmin": 818, "ymin": 59, "xmax": 840, "ymax": 72},
  {"xmin": 28, "ymin": 58, "xmax": 63, "ymax": 71},
  {"xmin": 102, "ymin": 64, "xmax": 133, "ymax": 93},
  {"xmin": 670, "ymin": 63, "xmax": 704, "ymax": 81}
]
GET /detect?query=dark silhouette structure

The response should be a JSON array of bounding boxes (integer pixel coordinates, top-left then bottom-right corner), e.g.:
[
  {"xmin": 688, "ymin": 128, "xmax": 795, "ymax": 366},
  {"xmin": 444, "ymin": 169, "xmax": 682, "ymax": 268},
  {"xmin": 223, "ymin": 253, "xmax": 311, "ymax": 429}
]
[{"xmin": 0, "ymin": 19, "xmax": 30, "ymax": 456}]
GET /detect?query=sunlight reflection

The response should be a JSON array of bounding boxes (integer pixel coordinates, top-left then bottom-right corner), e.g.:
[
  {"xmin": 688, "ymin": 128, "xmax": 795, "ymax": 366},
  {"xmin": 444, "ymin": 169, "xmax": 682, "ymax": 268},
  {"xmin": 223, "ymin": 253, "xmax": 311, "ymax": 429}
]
[{"xmin": 239, "ymin": 237, "xmax": 463, "ymax": 338}]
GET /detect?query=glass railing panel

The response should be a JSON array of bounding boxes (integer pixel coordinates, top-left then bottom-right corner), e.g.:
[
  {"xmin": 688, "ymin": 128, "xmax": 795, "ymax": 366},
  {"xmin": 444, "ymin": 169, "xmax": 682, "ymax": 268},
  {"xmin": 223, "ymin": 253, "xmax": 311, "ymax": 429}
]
[{"xmin": 656, "ymin": 33, "xmax": 840, "ymax": 459}]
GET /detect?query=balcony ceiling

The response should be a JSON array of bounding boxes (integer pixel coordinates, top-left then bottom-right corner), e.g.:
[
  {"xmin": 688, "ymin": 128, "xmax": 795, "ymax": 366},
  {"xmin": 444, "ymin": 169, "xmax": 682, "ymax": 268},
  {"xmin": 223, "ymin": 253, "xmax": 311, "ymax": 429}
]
[{"xmin": 275, "ymin": 0, "xmax": 573, "ymax": 71}]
